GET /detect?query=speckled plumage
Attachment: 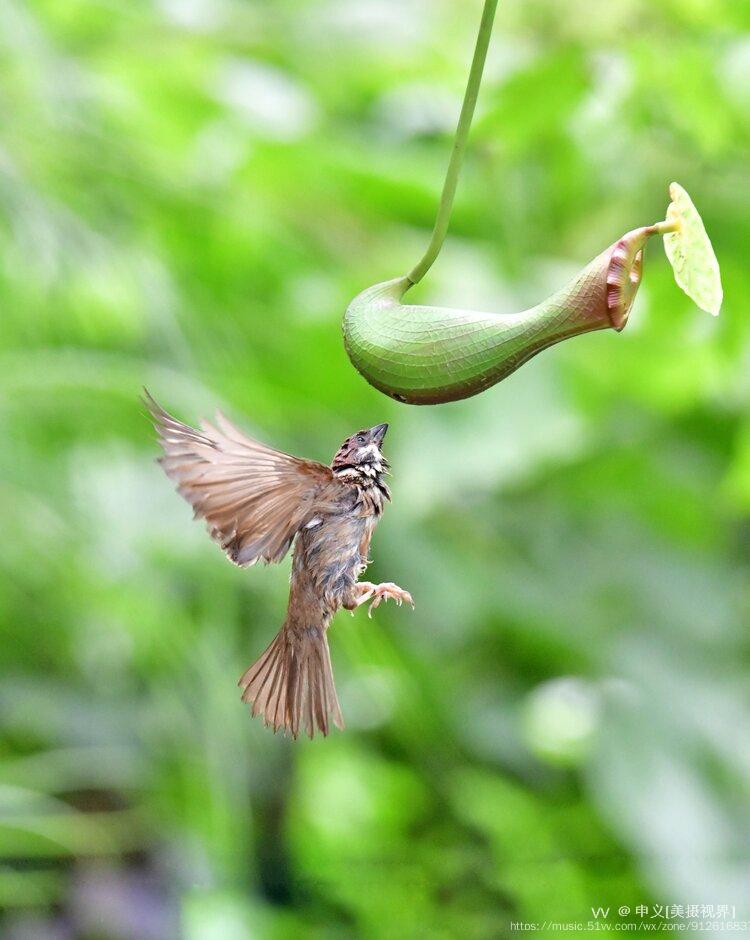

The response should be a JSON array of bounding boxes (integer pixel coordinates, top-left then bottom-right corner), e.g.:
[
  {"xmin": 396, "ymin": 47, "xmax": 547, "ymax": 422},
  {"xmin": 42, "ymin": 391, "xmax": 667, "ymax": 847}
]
[{"xmin": 146, "ymin": 392, "xmax": 411, "ymax": 739}]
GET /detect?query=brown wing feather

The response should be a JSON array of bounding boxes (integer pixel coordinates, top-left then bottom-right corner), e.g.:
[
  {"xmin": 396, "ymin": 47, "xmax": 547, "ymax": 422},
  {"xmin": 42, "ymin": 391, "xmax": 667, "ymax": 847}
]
[{"xmin": 145, "ymin": 390, "xmax": 335, "ymax": 567}]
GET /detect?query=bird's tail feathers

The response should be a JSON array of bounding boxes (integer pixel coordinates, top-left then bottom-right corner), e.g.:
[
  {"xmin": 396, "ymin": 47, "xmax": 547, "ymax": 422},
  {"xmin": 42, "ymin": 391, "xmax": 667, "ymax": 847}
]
[{"xmin": 238, "ymin": 625, "xmax": 343, "ymax": 738}]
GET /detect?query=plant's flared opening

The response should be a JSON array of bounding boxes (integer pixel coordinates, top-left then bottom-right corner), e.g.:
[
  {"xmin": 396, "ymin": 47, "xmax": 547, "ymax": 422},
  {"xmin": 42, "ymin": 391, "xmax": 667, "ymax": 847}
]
[{"xmin": 605, "ymin": 228, "xmax": 651, "ymax": 331}]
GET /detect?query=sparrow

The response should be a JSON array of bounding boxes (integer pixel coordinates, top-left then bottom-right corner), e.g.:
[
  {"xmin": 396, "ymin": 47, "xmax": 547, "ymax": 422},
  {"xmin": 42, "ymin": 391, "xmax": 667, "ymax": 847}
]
[{"xmin": 145, "ymin": 391, "xmax": 413, "ymax": 739}]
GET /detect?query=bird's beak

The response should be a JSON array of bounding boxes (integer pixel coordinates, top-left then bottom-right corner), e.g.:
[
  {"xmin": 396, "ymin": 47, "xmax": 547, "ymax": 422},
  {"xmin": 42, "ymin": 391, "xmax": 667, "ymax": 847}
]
[{"xmin": 369, "ymin": 423, "xmax": 388, "ymax": 444}]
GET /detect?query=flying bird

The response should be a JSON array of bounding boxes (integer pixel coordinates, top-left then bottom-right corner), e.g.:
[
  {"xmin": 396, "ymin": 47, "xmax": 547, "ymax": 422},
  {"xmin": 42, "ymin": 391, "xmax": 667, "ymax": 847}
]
[{"xmin": 145, "ymin": 392, "xmax": 413, "ymax": 739}]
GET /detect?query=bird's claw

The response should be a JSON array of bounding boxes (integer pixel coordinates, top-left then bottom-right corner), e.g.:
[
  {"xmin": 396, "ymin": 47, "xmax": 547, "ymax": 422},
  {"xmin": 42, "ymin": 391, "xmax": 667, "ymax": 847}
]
[{"xmin": 365, "ymin": 582, "xmax": 414, "ymax": 617}]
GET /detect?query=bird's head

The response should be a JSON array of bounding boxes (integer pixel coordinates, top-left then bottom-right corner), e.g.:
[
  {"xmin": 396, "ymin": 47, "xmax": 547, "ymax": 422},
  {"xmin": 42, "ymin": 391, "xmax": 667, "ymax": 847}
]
[{"xmin": 331, "ymin": 423, "xmax": 389, "ymax": 475}]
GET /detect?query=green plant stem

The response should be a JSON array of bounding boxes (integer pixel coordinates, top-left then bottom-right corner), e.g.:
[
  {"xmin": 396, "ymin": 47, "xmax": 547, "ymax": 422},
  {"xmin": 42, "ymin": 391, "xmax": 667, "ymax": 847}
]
[
  {"xmin": 406, "ymin": 0, "xmax": 499, "ymax": 287},
  {"xmin": 653, "ymin": 219, "xmax": 680, "ymax": 235}
]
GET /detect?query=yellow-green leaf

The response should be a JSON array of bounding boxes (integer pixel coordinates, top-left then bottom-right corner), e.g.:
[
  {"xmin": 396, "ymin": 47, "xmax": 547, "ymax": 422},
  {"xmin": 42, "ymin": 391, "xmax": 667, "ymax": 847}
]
[{"xmin": 663, "ymin": 182, "xmax": 723, "ymax": 316}]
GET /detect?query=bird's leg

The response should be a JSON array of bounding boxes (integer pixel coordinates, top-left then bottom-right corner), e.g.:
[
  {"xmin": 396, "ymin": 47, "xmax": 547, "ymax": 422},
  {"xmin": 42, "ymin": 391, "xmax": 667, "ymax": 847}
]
[
  {"xmin": 351, "ymin": 581, "xmax": 377, "ymax": 607},
  {"xmin": 352, "ymin": 581, "xmax": 414, "ymax": 618}
]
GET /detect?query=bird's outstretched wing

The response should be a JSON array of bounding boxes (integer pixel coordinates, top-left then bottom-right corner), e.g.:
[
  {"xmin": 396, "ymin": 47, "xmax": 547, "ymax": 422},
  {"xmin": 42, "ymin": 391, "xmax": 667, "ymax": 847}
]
[{"xmin": 145, "ymin": 391, "xmax": 334, "ymax": 567}]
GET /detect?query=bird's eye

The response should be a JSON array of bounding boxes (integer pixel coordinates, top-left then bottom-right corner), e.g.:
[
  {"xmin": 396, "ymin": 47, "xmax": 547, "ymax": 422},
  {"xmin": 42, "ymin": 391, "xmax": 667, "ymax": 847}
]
[{"xmin": 356, "ymin": 435, "xmax": 365, "ymax": 444}]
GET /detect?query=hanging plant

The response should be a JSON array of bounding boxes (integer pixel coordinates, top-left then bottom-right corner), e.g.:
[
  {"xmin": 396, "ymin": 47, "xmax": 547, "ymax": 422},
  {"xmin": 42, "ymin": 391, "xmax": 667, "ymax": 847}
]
[{"xmin": 342, "ymin": 1, "xmax": 722, "ymax": 405}]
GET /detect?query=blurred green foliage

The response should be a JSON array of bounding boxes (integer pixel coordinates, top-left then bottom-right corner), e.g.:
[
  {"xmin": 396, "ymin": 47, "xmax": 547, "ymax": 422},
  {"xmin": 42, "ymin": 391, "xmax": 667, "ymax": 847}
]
[{"xmin": 1, "ymin": 0, "xmax": 749, "ymax": 937}]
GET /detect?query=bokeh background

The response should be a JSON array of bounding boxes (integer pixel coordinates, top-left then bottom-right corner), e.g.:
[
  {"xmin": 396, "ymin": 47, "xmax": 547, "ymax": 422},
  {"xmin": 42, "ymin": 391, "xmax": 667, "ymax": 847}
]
[{"xmin": 1, "ymin": 0, "xmax": 749, "ymax": 937}]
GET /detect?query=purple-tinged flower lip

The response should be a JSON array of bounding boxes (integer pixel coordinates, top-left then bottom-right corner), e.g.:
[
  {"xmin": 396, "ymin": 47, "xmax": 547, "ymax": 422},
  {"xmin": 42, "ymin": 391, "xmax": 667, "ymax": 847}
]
[{"xmin": 606, "ymin": 226, "xmax": 654, "ymax": 331}]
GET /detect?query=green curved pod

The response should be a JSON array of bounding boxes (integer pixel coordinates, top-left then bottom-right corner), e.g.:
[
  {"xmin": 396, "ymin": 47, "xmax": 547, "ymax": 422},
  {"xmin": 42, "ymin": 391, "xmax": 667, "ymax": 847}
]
[
  {"xmin": 344, "ymin": 225, "xmax": 651, "ymax": 405},
  {"xmin": 341, "ymin": 1, "xmax": 722, "ymax": 406},
  {"xmin": 343, "ymin": 184, "xmax": 721, "ymax": 406}
]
